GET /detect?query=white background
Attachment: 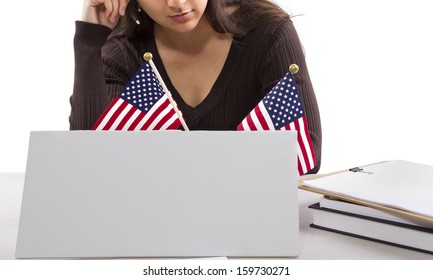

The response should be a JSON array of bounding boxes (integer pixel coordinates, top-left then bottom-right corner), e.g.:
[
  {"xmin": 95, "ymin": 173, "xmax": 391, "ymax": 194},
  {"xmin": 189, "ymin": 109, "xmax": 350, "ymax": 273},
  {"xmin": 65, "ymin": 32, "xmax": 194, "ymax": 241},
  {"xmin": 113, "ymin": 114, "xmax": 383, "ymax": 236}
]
[{"xmin": 1, "ymin": 0, "xmax": 433, "ymax": 173}]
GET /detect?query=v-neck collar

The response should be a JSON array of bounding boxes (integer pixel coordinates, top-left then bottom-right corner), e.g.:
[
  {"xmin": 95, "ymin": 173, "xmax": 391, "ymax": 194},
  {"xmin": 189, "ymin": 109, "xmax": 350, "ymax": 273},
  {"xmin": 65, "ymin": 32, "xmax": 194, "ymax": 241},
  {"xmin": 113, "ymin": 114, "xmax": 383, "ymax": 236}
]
[{"xmin": 146, "ymin": 34, "xmax": 239, "ymax": 126}]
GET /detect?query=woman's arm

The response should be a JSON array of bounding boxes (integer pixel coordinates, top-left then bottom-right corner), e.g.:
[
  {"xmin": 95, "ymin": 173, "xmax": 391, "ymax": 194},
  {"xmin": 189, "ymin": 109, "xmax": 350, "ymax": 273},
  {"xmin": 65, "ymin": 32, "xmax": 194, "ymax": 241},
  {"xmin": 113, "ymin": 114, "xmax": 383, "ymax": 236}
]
[
  {"xmin": 69, "ymin": 22, "xmax": 113, "ymax": 130},
  {"xmin": 69, "ymin": 0, "xmax": 131, "ymax": 130}
]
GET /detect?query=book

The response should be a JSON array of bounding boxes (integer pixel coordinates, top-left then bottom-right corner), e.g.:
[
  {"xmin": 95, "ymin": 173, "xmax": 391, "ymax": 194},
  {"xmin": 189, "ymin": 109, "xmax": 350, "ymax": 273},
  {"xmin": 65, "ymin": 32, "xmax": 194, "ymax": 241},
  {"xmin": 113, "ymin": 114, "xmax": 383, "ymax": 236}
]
[
  {"xmin": 309, "ymin": 203, "xmax": 433, "ymax": 255},
  {"xmin": 319, "ymin": 196, "xmax": 433, "ymax": 229},
  {"xmin": 300, "ymin": 160, "xmax": 433, "ymax": 225}
]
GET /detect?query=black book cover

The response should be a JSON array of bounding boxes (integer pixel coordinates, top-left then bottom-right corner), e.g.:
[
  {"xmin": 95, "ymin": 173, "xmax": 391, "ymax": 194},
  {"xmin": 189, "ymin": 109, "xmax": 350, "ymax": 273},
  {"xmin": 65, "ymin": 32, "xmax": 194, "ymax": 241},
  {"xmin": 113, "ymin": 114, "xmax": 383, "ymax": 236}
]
[{"xmin": 309, "ymin": 203, "xmax": 433, "ymax": 255}]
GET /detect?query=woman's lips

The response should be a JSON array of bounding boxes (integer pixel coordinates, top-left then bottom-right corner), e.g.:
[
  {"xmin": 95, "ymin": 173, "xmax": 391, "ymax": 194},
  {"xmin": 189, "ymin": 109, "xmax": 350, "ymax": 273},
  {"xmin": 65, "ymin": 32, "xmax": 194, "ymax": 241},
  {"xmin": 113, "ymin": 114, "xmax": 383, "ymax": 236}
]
[{"xmin": 169, "ymin": 11, "xmax": 193, "ymax": 23}]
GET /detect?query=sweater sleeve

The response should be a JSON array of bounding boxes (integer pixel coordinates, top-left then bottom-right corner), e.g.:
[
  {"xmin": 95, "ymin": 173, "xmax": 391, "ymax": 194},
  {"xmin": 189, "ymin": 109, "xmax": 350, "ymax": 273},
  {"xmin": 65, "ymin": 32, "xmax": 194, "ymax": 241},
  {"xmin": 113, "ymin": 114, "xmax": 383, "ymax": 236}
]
[
  {"xmin": 69, "ymin": 21, "xmax": 126, "ymax": 130},
  {"xmin": 258, "ymin": 19, "xmax": 322, "ymax": 173}
]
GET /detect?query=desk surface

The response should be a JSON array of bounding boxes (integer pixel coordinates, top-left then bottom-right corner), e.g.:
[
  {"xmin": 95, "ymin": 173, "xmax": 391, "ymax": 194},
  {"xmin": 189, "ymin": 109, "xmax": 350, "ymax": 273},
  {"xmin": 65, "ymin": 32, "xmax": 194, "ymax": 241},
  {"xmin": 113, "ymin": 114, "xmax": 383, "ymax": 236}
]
[{"xmin": 1, "ymin": 173, "xmax": 431, "ymax": 260}]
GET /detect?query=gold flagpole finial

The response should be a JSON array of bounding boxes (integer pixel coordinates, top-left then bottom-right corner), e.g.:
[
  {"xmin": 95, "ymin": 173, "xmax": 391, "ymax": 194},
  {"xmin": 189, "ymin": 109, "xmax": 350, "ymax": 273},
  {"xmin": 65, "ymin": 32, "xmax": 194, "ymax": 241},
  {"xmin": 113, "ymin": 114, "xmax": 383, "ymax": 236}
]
[
  {"xmin": 289, "ymin": 64, "xmax": 299, "ymax": 74},
  {"xmin": 143, "ymin": 52, "xmax": 153, "ymax": 61}
]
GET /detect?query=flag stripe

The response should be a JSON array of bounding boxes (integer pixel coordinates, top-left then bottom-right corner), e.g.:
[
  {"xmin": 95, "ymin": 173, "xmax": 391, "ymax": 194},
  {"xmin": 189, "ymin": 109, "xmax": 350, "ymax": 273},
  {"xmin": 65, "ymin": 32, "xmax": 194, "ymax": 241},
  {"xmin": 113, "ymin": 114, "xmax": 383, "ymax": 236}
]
[
  {"xmin": 111, "ymin": 103, "xmax": 135, "ymax": 130},
  {"xmin": 282, "ymin": 122, "xmax": 307, "ymax": 174},
  {"xmin": 283, "ymin": 116, "xmax": 315, "ymax": 174},
  {"xmin": 250, "ymin": 107, "xmax": 264, "ymax": 130},
  {"xmin": 166, "ymin": 117, "xmax": 182, "ymax": 130},
  {"xmin": 152, "ymin": 105, "xmax": 176, "ymax": 130},
  {"xmin": 129, "ymin": 111, "xmax": 145, "ymax": 131},
  {"xmin": 236, "ymin": 121, "xmax": 245, "ymax": 131},
  {"xmin": 116, "ymin": 106, "xmax": 138, "ymax": 130},
  {"xmin": 93, "ymin": 97, "xmax": 123, "ymax": 130},
  {"xmin": 139, "ymin": 97, "xmax": 171, "ymax": 130},
  {"xmin": 102, "ymin": 101, "xmax": 129, "ymax": 130},
  {"xmin": 256, "ymin": 102, "xmax": 273, "ymax": 130},
  {"xmin": 159, "ymin": 109, "xmax": 182, "ymax": 130},
  {"xmin": 121, "ymin": 109, "xmax": 142, "ymax": 131},
  {"xmin": 298, "ymin": 116, "xmax": 316, "ymax": 169},
  {"xmin": 244, "ymin": 113, "xmax": 257, "ymax": 131}
]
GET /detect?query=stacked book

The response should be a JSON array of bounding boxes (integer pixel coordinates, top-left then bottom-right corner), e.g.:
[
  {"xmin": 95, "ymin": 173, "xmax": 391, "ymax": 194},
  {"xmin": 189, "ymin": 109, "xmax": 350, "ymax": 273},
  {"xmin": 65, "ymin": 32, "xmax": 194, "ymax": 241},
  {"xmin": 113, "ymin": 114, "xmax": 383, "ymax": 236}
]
[
  {"xmin": 309, "ymin": 196, "xmax": 433, "ymax": 254},
  {"xmin": 300, "ymin": 160, "xmax": 433, "ymax": 255}
]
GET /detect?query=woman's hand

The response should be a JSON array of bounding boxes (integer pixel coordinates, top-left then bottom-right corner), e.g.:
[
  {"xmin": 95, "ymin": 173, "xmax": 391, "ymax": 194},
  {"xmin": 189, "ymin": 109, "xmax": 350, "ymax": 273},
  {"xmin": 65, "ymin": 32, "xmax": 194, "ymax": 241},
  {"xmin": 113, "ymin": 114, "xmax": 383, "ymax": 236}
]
[{"xmin": 81, "ymin": 0, "xmax": 131, "ymax": 29}]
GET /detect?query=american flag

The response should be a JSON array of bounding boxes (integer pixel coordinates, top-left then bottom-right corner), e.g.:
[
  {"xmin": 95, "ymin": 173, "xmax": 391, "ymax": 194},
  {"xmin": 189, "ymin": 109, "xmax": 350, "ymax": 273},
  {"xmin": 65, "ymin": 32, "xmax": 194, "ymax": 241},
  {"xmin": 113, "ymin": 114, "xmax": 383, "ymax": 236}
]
[
  {"xmin": 237, "ymin": 72, "xmax": 316, "ymax": 175},
  {"xmin": 92, "ymin": 62, "xmax": 182, "ymax": 130}
]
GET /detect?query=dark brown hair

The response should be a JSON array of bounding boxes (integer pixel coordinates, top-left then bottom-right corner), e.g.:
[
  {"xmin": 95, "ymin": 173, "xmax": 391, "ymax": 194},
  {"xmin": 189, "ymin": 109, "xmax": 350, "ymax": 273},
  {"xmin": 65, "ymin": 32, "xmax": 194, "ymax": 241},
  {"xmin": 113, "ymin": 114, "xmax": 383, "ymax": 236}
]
[{"xmin": 120, "ymin": 0, "xmax": 289, "ymax": 37}]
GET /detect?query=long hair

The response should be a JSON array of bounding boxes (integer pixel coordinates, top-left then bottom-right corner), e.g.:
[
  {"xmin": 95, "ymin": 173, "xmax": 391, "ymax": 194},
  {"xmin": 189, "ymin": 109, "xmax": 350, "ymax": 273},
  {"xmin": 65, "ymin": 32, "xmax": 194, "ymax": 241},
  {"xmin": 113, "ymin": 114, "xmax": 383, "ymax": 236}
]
[{"xmin": 120, "ymin": 0, "xmax": 289, "ymax": 37}]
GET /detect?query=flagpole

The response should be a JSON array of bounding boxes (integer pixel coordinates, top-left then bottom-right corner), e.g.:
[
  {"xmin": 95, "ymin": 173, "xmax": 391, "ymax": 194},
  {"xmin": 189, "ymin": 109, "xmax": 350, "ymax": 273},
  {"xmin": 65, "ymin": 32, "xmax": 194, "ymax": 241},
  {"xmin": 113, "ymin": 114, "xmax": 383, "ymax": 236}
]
[{"xmin": 143, "ymin": 52, "xmax": 190, "ymax": 131}]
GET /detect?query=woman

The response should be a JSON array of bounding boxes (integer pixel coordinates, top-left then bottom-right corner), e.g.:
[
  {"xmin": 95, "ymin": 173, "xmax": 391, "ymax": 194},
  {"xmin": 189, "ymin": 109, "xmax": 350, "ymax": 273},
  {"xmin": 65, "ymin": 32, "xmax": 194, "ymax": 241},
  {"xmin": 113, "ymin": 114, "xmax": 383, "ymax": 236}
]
[{"xmin": 70, "ymin": 0, "xmax": 322, "ymax": 173}]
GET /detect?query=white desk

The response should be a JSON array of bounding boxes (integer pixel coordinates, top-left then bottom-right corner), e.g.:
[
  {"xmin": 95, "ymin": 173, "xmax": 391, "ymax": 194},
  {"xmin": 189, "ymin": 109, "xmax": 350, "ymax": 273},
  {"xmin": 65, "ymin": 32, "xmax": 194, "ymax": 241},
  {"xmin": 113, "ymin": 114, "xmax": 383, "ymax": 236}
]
[{"xmin": 1, "ymin": 173, "xmax": 432, "ymax": 260}]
